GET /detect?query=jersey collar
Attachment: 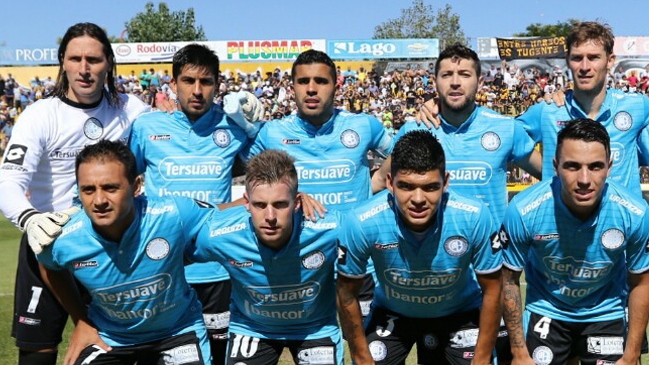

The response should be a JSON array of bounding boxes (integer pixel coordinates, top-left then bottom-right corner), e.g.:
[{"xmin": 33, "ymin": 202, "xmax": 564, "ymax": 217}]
[
  {"xmin": 564, "ymin": 89, "xmax": 614, "ymax": 122},
  {"xmin": 439, "ymin": 105, "xmax": 479, "ymax": 133},
  {"xmin": 295, "ymin": 109, "xmax": 338, "ymax": 136}
]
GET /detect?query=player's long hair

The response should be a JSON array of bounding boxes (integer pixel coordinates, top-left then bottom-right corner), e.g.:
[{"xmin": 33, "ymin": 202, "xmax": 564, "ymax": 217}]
[
  {"xmin": 172, "ymin": 44, "xmax": 219, "ymax": 80},
  {"xmin": 391, "ymin": 130, "xmax": 446, "ymax": 176},
  {"xmin": 75, "ymin": 140, "xmax": 138, "ymax": 184},
  {"xmin": 49, "ymin": 23, "xmax": 121, "ymax": 107},
  {"xmin": 291, "ymin": 50, "xmax": 337, "ymax": 84},
  {"xmin": 245, "ymin": 150, "xmax": 298, "ymax": 196}
]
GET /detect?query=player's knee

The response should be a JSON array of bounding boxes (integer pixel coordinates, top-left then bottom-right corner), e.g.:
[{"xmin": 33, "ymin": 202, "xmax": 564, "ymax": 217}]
[{"xmin": 18, "ymin": 349, "xmax": 58, "ymax": 365}]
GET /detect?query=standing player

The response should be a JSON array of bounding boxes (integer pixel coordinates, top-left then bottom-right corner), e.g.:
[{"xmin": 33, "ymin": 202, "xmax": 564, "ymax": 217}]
[
  {"xmin": 500, "ymin": 119, "xmax": 649, "ymax": 365},
  {"xmin": 243, "ymin": 49, "xmax": 395, "ymax": 316},
  {"xmin": 0, "ymin": 23, "xmax": 149, "ymax": 365},
  {"xmin": 128, "ymin": 44, "xmax": 250, "ymax": 364},
  {"xmin": 187, "ymin": 150, "xmax": 344, "ymax": 365},
  {"xmin": 395, "ymin": 42, "xmax": 541, "ymax": 223},
  {"xmin": 0, "ymin": 23, "xmax": 261, "ymax": 365},
  {"xmin": 418, "ymin": 22, "xmax": 649, "ymax": 192},
  {"xmin": 337, "ymin": 130, "xmax": 502, "ymax": 365},
  {"xmin": 38, "ymin": 140, "xmax": 213, "ymax": 365}
]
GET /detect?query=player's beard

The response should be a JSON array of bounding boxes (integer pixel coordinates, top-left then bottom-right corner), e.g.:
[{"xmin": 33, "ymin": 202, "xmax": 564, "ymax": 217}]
[{"xmin": 440, "ymin": 92, "xmax": 477, "ymax": 114}]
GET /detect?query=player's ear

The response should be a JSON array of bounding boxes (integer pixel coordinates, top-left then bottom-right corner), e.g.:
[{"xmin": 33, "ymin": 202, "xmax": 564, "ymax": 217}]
[
  {"xmin": 133, "ymin": 175, "xmax": 143, "ymax": 197},
  {"xmin": 443, "ymin": 171, "xmax": 450, "ymax": 193},
  {"xmin": 244, "ymin": 191, "xmax": 251, "ymax": 212},
  {"xmin": 386, "ymin": 172, "xmax": 394, "ymax": 194}
]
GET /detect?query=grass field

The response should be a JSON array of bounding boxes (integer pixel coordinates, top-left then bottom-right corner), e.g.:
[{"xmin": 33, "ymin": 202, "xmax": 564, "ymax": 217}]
[{"xmin": 0, "ymin": 214, "xmax": 645, "ymax": 364}]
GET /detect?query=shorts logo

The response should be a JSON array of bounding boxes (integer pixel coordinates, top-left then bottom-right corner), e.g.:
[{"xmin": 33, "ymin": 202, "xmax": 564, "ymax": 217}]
[
  {"xmin": 283, "ymin": 138, "xmax": 300, "ymax": 145},
  {"xmin": 423, "ymin": 334, "xmax": 438, "ymax": 349},
  {"xmin": 532, "ymin": 346, "xmax": 554, "ymax": 365},
  {"xmin": 450, "ymin": 328, "xmax": 479, "ymax": 348},
  {"xmin": 83, "ymin": 117, "xmax": 103, "ymax": 140},
  {"xmin": 302, "ymin": 251, "xmax": 325, "ymax": 270},
  {"xmin": 3, "ymin": 144, "xmax": 27, "ymax": 165},
  {"xmin": 297, "ymin": 346, "xmax": 335, "ymax": 365},
  {"xmin": 463, "ymin": 352, "xmax": 474, "ymax": 359},
  {"xmin": 18, "ymin": 316, "xmax": 41, "ymax": 326},
  {"xmin": 596, "ymin": 360, "xmax": 616, "ymax": 365},
  {"xmin": 368, "ymin": 341, "xmax": 388, "ymax": 361},
  {"xmin": 613, "ymin": 111, "xmax": 632, "ymax": 131},
  {"xmin": 587, "ymin": 336, "xmax": 624, "ymax": 355},
  {"xmin": 146, "ymin": 238, "xmax": 170, "ymax": 260},
  {"xmin": 73, "ymin": 260, "xmax": 98, "ymax": 269},
  {"xmin": 149, "ymin": 134, "xmax": 171, "ymax": 141},
  {"xmin": 601, "ymin": 229, "xmax": 624, "ymax": 250},
  {"xmin": 340, "ymin": 129, "xmax": 360, "ymax": 148},
  {"xmin": 213, "ymin": 129, "xmax": 231, "ymax": 147},
  {"xmin": 203, "ymin": 311, "xmax": 230, "ymax": 330},
  {"xmin": 480, "ymin": 132, "xmax": 501, "ymax": 151},
  {"xmin": 444, "ymin": 236, "xmax": 469, "ymax": 257},
  {"xmin": 160, "ymin": 343, "xmax": 200, "ymax": 364},
  {"xmin": 229, "ymin": 259, "xmax": 253, "ymax": 268}
]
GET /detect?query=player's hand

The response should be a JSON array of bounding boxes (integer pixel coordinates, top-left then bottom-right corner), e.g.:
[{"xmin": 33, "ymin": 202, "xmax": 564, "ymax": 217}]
[
  {"xmin": 614, "ymin": 355, "xmax": 641, "ymax": 365},
  {"xmin": 19, "ymin": 207, "xmax": 80, "ymax": 254},
  {"xmin": 542, "ymin": 89, "xmax": 566, "ymax": 106},
  {"xmin": 415, "ymin": 97, "xmax": 441, "ymax": 129},
  {"xmin": 223, "ymin": 91, "xmax": 264, "ymax": 138},
  {"xmin": 297, "ymin": 192, "xmax": 327, "ymax": 222},
  {"xmin": 64, "ymin": 320, "xmax": 111, "ymax": 365},
  {"xmin": 156, "ymin": 98, "xmax": 179, "ymax": 113},
  {"xmin": 510, "ymin": 355, "xmax": 537, "ymax": 365}
]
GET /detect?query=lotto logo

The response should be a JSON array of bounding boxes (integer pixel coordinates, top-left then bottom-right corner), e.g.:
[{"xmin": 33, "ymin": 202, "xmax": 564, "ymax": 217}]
[{"xmin": 4, "ymin": 144, "xmax": 28, "ymax": 165}]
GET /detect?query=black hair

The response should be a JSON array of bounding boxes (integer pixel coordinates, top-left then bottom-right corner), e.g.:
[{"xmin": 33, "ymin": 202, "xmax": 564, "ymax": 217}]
[
  {"xmin": 75, "ymin": 139, "xmax": 138, "ymax": 184},
  {"xmin": 172, "ymin": 44, "xmax": 219, "ymax": 80},
  {"xmin": 291, "ymin": 49, "xmax": 337, "ymax": 83},
  {"xmin": 435, "ymin": 42, "xmax": 481, "ymax": 77},
  {"xmin": 556, "ymin": 118, "xmax": 610, "ymax": 161},
  {"xmin": 391, "ymin": 130, "xmax": 446, "ymax": 176}
]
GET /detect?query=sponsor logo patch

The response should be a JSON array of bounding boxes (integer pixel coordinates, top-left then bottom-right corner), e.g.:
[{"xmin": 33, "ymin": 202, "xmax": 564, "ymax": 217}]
[
  {"xmin": 73, "ymin": 261, "xmax": 98, "ymax": 269},
  {"xmin": 149, "ymin": 134, "xmax": 171, "ymax": 141},
  {"xmin": 3, "ymin": 144, "xmax": 27, "ymax": 165},
  {"xmin": 229, "ymin": 259, "xmax": 253, "ymax": 268},
  {"xmin": 282, "ymin": 138, "xmax": 300, "ymax": 145}
]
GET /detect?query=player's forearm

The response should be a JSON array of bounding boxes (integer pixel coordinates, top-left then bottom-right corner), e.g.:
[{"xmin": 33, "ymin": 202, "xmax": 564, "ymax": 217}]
[
  {"xmin": 474, "ymin": 273, "xmax": 501, "ymax": 364},
  {"xmin": 501, "ymin": 269, "xmax": 530, "ymax": 358},
  {"xmin": 38, "ymin": 263, "xmax": 88, "ymax": 325},
  {"xmin": 0, "ymin": 178, "xmax": 34, "ymax": 227},
  {"xmin": 623, "ymin": 273, "xmax": 649, "ymax": 361},
  {"xmin": 515, "ymin": 149, "xmax": 543, "ymax": 180},
  {"xmin": 336, "ymin": 277, "xmax": 374, "ymax": 365},
  {"xmin": 370, "ymin": 156, "xmax": 391, "ymax": 194}
]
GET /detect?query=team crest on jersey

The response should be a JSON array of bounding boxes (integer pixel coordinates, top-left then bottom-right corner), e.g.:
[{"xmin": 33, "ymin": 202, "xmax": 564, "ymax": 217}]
[
  {"xmin": 283, "ymin": 138, "xmax": 301, "ymax": 145},
  {"xmin": 83, "ymin": 117, "xmax": 104, "ymax": 140},
  {"xmin": 601, "ymin": 228, "xmax": 624, "ymax": 250},
  {"xmin": 423, "ymin": 334, "xmax": 438, "ymax": 349},
  {"xmin": 368, "ymin": 341, "xmax": 387, "ymax": 361},
  {"xmin": 149, "ymin": 134, "xmax": 171, "ymax": 141},
  {"xmin": 532, "ymin": 346, "xmax": 553, "ymax": 365},
  {"xmin": 480, "ymin": 132, "xmax": 501, "ymax": 151},
  {"xmin": 146, "ymin": 238, "xmax": 170, "ymax": 260},
  {"xmin": 613, "ymin": 111, "xmax": 633, "ymax": 131},
  {"xmin": 213, "ymin": 129, "xmax": 231, "ymax": 147},
  {"xmin": 340, "ymin": 129, "xmax": 360, "ymax": 148},
  {"xmin": 444, "ymin": 236, "xmax": 469, "ymax": 257},
  {"xmin": 3, "ymin": 144, "xmax": 27, "ymax": 165},
  {"xmin": 302, "ymin": 250, "xmax": 325, "ymax": 270},
  {"xmin": 73, "ymin": 260, "xmax": 98, "ymax": 269}
]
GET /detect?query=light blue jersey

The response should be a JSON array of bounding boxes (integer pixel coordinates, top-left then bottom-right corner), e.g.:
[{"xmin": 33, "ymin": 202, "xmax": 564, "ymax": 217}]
[
  {"xmin": 187, "ymin": 206, "xmax": 341, "ymax": 341},
  {"xmin": 337, "ymin": 190, "xmax": 501, "ymax": 318},
  {"xmin": 501, "ymin": 178, "xmax": 649, "ymax": 322},
  {"xmin": 37, "ymin": 196, "xmax": 212, "ymax": 350},
  {"xmin": 518, "ymin": 89, "xmax": 649, "ymax": 193},
  {"xmin": 397, "ymin": 106, "xmax": 536, "ymax": 221},
  {"xmin": 129, "ymin": 106, "xmax": 250, "ymax": 284},
  {"xmin": 243, "ymin": 109, "xmax": 394, "ymax": 210}
]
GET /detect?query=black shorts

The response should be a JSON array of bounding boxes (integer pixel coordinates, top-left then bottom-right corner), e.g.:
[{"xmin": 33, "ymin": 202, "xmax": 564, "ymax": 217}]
[
  {"xmin": 524, "ymin": 311, "xmax": 626, "ymax": 365},
  {"xmin": 74, "ymin": 331, "xmax": 207, "ymax": 365},
  {"xmin": 191, "ymin": 280, "xmax": 231, "ymax": 365},
  {"xmin": 12, "ymin": 233, "xmax": 68, "ymax": 350},
  {"xmin": 364, "ymin": 307, "xmax": 493, "ymax": 365},
  {"xmin": 226, "ymin": 332, "xmax": 343, "ymax": 365}
]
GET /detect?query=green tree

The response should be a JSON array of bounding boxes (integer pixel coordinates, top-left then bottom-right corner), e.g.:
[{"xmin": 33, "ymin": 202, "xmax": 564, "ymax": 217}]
[
  {"xmin": 373, "ymin": 1, "xmax": 468, "ymax": 48},
  {"xmin": 513, "ymin": 19, "xmax": 581, "ymax": 37},
  {"xmin": 124, "ymin": 2, "xmax": 206, "ymax": 42}
]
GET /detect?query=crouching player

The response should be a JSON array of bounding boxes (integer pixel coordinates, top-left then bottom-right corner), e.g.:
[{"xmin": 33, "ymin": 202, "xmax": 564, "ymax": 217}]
[
  {"xmin": 337, "ymin": 130, "xmax": 503, "ymax": 365},
  {"xmin": 37, "ymin": 140, "xmax": 213, "ymax": 364},
  {"xmin": 186, "ymin": 149, "xmax": 343, "ymax": 365}
]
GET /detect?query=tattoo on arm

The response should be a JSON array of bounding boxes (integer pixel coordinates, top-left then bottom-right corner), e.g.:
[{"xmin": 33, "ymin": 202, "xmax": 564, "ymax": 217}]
[{"xmin": 502, "ymin": 269, "xmax": 526, "ymax": 349}]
